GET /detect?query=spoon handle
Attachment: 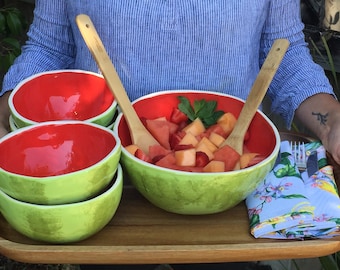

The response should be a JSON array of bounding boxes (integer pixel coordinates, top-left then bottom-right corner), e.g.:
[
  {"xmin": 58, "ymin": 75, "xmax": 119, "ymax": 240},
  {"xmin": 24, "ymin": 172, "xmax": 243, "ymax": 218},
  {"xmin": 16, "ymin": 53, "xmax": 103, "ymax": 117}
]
[
  {"xmin": 76, "ymin": 14, "xmax": 159, "ymax": 153},
  {"xmin": 221, "ymin": 39, "xmax": 290, "ymax": 154}
]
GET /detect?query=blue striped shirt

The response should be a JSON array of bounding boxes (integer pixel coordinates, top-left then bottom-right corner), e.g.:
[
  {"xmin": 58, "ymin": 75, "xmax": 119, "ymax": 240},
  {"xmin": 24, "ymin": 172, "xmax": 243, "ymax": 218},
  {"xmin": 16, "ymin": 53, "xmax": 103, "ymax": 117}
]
[{"xmin": 1, "ymin": 0, "xmax": 334, "ymax": 127}]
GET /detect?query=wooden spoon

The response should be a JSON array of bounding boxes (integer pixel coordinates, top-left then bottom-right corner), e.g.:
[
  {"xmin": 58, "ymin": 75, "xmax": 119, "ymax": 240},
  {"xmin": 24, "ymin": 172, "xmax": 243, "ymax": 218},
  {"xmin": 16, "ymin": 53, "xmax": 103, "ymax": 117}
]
[
  {"xmin": 220, "ymin": 39, "xmax": 290, "ymax": 159},
  {"xmin": 76, "ymin": 14, "xmax": 159, "ymax": 154}
]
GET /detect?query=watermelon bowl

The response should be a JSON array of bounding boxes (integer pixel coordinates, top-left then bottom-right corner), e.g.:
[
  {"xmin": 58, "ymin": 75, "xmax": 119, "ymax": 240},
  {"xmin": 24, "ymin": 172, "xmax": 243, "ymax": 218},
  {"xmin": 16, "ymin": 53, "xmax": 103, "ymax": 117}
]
[
  {"xmin": 0, "ymin": 164, "xmax": 123, "ymax": 243},
  {"xmin": 114, "ymin": 90, "xmax": 280, "ymax": 215},
  {"xmin": 0, "ymin": 121, "xmax": 121, "ymax": 205},
  {"xmin": 8, "ymin": 69, "xmax": 117, "ymax": 129}
]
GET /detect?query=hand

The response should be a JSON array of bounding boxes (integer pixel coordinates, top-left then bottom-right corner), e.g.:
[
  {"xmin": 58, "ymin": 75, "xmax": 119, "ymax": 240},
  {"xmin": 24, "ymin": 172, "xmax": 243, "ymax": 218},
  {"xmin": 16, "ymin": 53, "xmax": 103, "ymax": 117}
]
[
  {"xmin": 295, "ymin": 93, "xmax": 340, "ymax": 165},
  {"xmin": 0, "ymin": 123, "xmax": 9, "ymax": 138},
  {"xmin": 321, "ymin": 119, "xmax": 340, "ymax": 165}
]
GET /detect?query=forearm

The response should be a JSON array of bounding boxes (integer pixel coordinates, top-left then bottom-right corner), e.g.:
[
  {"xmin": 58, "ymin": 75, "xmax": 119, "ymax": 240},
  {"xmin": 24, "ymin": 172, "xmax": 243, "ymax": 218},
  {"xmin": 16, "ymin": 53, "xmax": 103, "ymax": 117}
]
[
  {"xmin": 0, "ymin": 91, "xmax": 11, "ymax": 137},
  {"xmin": 295, "ymin": 93, "xmax": 340, "ymax": 164}
]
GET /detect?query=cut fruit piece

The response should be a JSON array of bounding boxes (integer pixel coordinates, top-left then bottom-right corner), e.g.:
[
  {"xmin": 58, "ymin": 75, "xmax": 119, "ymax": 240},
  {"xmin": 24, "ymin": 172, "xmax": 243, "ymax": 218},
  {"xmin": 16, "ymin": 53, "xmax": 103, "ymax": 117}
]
[
  {"xmin": 135, "ymin": 149, "xmax": 152, "ymax": 163},
  {"xmin": 208, "ymin": 132, "xmax": 225, "ymax": 147},
  {"xmin": 125, "ymin": 144, "xmax": 139, "ymax": 155},
  {"xmin": 213, "ymin": 145, "xmax": 241, "ymax": 171},
  {"xmin": 146, "ymin": 119, "xmax": 171, "ymax": 149},
  {"xmin": 155, "ymin": 153, "xmax": 177, "ymax": 169},
  {"xmin": 170, "ymin": 107, "xmax": 188, "ymax": 124},
  {"xmin": 179, "ymin": 132, "xmax": 199, "ymax": 147},
  {"xmin": 149, "ymin": 144, "xmax": 172, "ymax": 160},
  {"xmin": 206, "ymin": 124, "xmax": 227, "ymax": 138},
  {"xmin": 175, "ymin": 148, "xmax": 196, "ymax": 166},
  {"xmin": 196, "ymin": 137, "xmax": 218, "ymax": 153},
  {"xmin": 240, "ymin": 152, "xmax": 259, "ymax": 169},
  {"xmin": 182, "ymin": 118, "xmax": 205, "ymax": 136},
  {"xmin": 217, "ymin": 112, "xmax": 237, "ymax": 136},
  {"xmin": 203, "ymin": 160, "xmax": 225, "ymax": 172},
  {"xmin": 196, "ymin": 151, "xmax": 210, "ymax": 167},
  {"xmin": 169, "ymin": 130, "xmax": 186, "ymax": 149}
]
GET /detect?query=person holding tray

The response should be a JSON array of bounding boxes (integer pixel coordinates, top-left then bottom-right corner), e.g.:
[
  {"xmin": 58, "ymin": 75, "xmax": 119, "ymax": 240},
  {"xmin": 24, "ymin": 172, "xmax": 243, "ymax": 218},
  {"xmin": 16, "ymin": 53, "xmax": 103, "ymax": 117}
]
[{"xmin": 1, "ymin": 0, "xmax": 340, "ymax": 166}]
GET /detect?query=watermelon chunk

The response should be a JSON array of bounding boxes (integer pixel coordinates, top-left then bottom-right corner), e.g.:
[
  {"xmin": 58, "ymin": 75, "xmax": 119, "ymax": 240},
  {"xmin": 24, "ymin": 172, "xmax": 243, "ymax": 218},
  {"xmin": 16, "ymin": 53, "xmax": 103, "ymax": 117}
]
[{"xmin": 213, "ymin": 145, "xmax": 241, "ymax": 171}]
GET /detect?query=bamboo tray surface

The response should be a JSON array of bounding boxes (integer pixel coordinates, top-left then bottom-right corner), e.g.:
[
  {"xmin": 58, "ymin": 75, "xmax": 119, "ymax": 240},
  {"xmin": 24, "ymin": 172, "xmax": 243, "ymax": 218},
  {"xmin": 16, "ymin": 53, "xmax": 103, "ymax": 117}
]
[
  {"xmin": 1, "ymin": 186, "xmax": 340, "ymax": 265},
  {"xmin": 1, "ymin": 132, "xmax": 340, "ymax": 265}
]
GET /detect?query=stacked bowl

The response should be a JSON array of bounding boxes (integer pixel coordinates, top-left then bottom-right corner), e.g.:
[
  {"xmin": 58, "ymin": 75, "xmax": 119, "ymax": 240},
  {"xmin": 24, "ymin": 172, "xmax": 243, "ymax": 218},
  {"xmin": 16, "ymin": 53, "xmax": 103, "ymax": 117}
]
[
  {"xmin": 1, "ymin": 70, "xmax": 122, "ymax": 243},
  {"xmin": 0, "ymin": 121, "xmax": 122, "ymax": 243},
  {"xmin": 8, "ymin": 69, "xmax": 117, "ymax": 131}
]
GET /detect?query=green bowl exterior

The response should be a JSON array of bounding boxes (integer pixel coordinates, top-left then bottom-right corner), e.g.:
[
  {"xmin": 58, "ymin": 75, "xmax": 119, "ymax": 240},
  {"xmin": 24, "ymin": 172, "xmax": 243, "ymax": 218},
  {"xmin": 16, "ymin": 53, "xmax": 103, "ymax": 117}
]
[
  {"xmin": 121, "ymin": 148, "xmax": 279, "ymax": 215},
  {"xmin": 9, "ymin": 115, "xmax": 17, "ymax": 132},
  {"xmin": 0, "ymin": 165, "xmax": 123, "ymax": 243},
  {"xmin": 10, "ymin": 112, "xmax": 30, "ymax": 129},
  {"xmin": 11, "ymin": 103, "xmax": 117, "ymax": 129},
  {"xmin": 0, "ymin": 144, "xmax": 121, "ymax": 205},
  {"xmin": 89, "ymin": 103, "xmax": 117, "ymax": 127}
]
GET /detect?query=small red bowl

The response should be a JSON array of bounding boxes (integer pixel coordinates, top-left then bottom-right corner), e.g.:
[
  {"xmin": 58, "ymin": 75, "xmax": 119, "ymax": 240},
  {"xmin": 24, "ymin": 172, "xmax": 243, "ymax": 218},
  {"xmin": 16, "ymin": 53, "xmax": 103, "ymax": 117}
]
[
  {"xmin": 0, "ymin": 121, "xmax": 121, "ymax": 205},
  {"xmin": 9, "ymin": 70, "xmax": 117, "ymax": 128}
]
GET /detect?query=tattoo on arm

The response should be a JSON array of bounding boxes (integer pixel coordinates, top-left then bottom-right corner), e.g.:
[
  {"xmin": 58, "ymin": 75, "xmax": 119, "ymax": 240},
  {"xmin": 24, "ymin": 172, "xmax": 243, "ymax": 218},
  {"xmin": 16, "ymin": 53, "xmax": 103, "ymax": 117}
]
[{"xmin": 312, "ymin": 112, "xmax": 328, "ymax": 125}]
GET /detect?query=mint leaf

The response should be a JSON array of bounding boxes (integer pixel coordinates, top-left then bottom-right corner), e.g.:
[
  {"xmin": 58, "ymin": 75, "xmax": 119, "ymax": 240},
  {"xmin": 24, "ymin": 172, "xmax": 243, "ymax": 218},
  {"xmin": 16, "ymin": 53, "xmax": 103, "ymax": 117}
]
[
  {"xmin": 177, "ymin": 96, "xmax": 225, "ymax": 128},
  {"xmin": 178, "ymin": 96, "xmax": 195, "ymax": 121}
]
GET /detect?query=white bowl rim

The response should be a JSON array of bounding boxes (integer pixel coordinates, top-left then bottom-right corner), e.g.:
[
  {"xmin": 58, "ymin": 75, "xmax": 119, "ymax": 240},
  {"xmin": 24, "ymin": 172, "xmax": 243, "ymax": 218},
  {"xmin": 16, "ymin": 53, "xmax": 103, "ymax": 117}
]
[
  {"xmin": 8, "ymin": 69, "xmax": 117, "ymax": 125},
  {"xmin": 114, "ymin": 89, "xmax": 281, "ymax": 175},
  {"xmin": 0, "ymin": 120, "xmax": 121, "ymax": 179}
]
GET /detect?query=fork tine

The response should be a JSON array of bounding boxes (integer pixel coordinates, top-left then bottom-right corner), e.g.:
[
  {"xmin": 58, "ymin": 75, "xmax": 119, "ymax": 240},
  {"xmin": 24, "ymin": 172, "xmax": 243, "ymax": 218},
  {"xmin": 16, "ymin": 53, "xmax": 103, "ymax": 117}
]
[{"xmin": 290, "ymin": 141, "xmax": 306, "ymax": 170}]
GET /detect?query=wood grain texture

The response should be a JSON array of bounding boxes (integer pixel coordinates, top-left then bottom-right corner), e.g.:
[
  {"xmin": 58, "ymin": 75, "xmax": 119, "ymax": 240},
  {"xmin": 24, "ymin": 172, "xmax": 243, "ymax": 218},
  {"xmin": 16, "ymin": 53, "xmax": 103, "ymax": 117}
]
[{"xmin": 1, "ymin": 185, "xmax": 340, "ymax": 265}]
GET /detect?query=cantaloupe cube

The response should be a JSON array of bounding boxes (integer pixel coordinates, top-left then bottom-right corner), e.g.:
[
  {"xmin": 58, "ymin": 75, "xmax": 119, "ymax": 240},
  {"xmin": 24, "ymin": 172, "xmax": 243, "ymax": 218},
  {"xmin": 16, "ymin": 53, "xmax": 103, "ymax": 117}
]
[
  {"xmin": 175, "ymin": 148, "xmax": 196, "ymax": 166},
  {"xmin": 203, "ymin": 160, "xmax": 225, "ymax": 172},
  {"xmin": 182, "ymin": 118, "xmax": 206, "ymax": 136},
  {"xmin": 240, "ymin": 152, "xmax": 259, "ymax": 169},
  {"xmin": 217, "ymin": 112, "xmax": 237, "ymax": 135},
  {"xmin": 196, "ymin": 137, "xmax": 217, "ymax": 153},
  {"xmin": 195, "ymin": 143, "xmax": 215, "ymax": 160},
  {"xmin": 179, "ymin": 132, "xmax": 199, "ymax": 147},
  {"xmin": 208, "ymin": 132, "xmax": 225, "ymax": 147},
  {"xmin": 125, "ymin": 144, "xmax": 140, "ymax": 155}
]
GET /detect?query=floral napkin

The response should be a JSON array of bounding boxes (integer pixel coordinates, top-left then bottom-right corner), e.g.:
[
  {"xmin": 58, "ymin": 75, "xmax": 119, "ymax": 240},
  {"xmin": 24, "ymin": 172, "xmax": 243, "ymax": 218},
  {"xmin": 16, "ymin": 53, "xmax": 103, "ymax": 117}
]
[{"xmin": 246, "ymin": 141, "xmax": 340, "ymax": 239}]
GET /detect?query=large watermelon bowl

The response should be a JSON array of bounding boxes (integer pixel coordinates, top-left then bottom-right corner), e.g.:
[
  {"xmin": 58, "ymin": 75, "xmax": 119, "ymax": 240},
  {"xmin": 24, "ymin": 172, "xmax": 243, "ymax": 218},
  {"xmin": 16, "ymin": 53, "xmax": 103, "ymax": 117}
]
[{"xmin": 114, "ymin": 90, "xmax": 280, "ymax": 215}]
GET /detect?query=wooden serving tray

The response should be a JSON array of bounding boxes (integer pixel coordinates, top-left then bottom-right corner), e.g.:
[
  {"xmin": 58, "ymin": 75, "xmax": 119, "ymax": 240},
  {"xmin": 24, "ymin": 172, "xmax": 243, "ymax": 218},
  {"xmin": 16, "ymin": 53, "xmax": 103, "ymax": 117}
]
[{"xmin": 1, "ymin": 185, "xmax": 340, "ymax": 265}]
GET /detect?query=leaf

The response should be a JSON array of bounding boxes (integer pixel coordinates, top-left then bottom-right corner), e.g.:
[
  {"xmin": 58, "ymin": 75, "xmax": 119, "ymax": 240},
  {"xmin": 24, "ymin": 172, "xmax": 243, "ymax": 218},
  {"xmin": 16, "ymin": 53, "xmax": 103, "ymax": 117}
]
[
  {"xmin": 0, "ymin": 53, "xmax": 15, "ymax": 72},
  {"xmin": 178, "ymin": 96, "xmax": 195, "ymax": 121},
  {"xmin": 0, "ymin": 12, "xmax": 6, "ymax": 34},
  {"xmin": 2, "ymin": 37, "xmax": 21, "ymax": 52},
  {"xmin": 249, "ymin": 214, "xmax": 260, "ymax": 228},
  {"xmin": 178, "ymin": 96, "xmax": 225, "ymax": 128},
  {"xmin": 329, "ymin": 218, "xmax": 340, "ymax": 225},
  {"xmin": 280, "ymin": 194, "xmax": 308, "ymax": 199},
  {"xmin": 193, "ymin": 99, "xmax": 206, "ymax": 115},
  {"xmin": 5, "ymin": 11, "xmax": 23, "ymax": 36}
]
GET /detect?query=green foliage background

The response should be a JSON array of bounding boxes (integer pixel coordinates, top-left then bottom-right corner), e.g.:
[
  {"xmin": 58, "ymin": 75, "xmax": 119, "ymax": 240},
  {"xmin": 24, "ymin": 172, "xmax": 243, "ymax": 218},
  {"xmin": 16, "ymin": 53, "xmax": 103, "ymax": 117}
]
[{"xmin": 0, "ymin": 0, "xmax": 28, "ymax": 80}]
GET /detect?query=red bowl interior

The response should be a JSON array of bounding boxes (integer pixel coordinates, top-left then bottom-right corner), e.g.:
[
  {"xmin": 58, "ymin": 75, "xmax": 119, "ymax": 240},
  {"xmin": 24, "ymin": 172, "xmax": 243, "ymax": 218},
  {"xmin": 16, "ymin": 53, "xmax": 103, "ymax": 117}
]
[
  {"xmin": 117, "ymin": 91, "xmax": 277, "ymax": 158},
  {"xmin": 12, "ymin": 71, "xmax": 114, "ymax": 122},
  {"xmin": 0, "ymin": 123, "xmax": 117, "ymax": 177}
]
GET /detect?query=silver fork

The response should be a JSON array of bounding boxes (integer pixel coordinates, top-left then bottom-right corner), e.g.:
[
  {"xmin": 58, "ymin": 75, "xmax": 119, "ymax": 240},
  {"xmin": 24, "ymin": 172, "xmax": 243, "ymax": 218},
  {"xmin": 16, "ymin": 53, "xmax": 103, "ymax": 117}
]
[{"xmin": 290, "ymin": 141, "xmax": 307, "ymax": 171}]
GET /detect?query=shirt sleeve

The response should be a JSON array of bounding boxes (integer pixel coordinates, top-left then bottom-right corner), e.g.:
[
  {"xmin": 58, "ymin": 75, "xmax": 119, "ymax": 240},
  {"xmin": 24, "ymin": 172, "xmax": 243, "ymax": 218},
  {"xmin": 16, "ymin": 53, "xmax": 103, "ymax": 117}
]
[
  {"xmin": 1, "ymin": 0, "xmax": 75, "ymax": 95},
  {"xmin": 261, "ymin": 0, "xmax": 335, "ymax": 128}
]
